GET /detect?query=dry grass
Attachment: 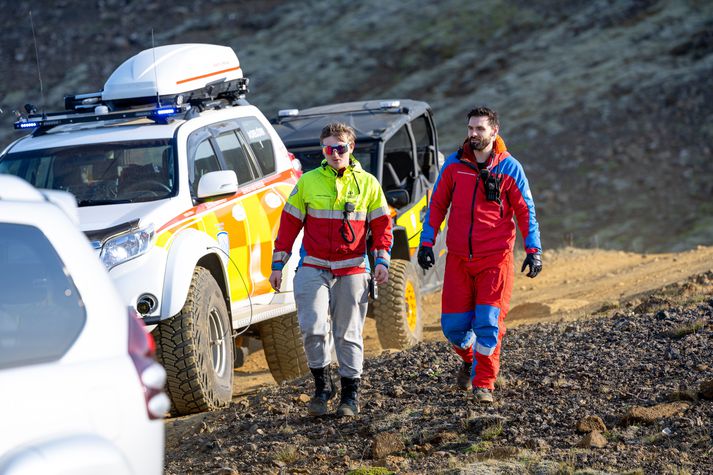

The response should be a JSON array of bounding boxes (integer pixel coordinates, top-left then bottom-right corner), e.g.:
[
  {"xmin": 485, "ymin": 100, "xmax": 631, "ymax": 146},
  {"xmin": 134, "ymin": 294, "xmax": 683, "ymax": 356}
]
[
  {"xmin": 481, "ymin": 422, "xmax": 504, "ymax": 441},
  {"xmin": 669, "ymin": 318, "xmax": 707, "ymax": 338},
  {"xmin": 464, "ymin": 440, "xmax": 493, "ymax": 454},
  {"xmin": 273, "ymin": 445, "xmax": 299, "ymax": 464}
]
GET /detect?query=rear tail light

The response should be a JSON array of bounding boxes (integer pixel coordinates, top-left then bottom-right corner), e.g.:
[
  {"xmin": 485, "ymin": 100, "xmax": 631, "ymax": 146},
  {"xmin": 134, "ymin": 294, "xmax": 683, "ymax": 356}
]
[
  {"xmin": 128, "ymin": 308, "xmax": 171, "ymax": 419},
  {"xmin": 288, "ymin": 152, "xmax": 303, "ymax": 177}
]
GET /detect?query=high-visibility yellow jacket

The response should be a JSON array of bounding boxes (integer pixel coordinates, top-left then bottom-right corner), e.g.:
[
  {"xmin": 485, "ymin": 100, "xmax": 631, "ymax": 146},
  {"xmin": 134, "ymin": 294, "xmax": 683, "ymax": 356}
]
[{"xmin": 272, "ymin": 158, "xmax": 392, "ymax": 275}]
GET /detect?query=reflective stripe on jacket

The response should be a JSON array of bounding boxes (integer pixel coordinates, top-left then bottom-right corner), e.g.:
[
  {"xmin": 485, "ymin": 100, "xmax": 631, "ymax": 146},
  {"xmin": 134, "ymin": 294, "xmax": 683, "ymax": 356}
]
[
  {"xmin": 272, "ymin": 158, "xmax": 393, "ymax": 275},
  {"xmin": 420, "ymin": 136, "xmax": 541, "ymax": 258}
]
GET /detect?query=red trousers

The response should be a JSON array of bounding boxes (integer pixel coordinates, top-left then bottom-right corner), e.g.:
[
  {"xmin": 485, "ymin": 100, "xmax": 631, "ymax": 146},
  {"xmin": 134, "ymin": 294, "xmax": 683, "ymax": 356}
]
[{"xmin": 440, "ymin": 251, "xmax": 514, "ymax": 390}]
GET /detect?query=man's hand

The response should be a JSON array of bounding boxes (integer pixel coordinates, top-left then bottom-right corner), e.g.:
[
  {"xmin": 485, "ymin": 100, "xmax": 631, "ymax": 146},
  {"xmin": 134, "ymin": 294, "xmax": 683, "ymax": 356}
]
[
  {"xmin": 417, "ymin": 245, "xmax": 435, "ymax": 270},
  {"xmin": 521, "ymin": 253, "xmax": 542, "ymax": 278},
  {"xmin": 374, "ymin": 263, "xmax": 389, "ymax": 285},
  {"xmin": 269, "ymin": 270, "xmax": 283, "ymax": 291}
]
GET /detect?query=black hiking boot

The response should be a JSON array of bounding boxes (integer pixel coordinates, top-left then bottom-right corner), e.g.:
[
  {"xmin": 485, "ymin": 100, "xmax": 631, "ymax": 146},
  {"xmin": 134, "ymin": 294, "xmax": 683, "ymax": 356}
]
[
  {"xmin": 337, "ymin": 377, "xmax": 360, "ymax": 417},
  {"xmin": 456, "ymin": 361, "xmax": 472, "ymax": 390},
  {"xmin": 307, "ymin": 366, "xmax": 335, "ymax": 417}
]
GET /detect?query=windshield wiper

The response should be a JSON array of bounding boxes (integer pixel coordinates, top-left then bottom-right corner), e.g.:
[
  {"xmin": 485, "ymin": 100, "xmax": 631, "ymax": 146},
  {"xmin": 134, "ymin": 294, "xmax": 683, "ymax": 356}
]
[{"xmin": 77, "ymin": 199, "xmax": 133, "ymax": 206}]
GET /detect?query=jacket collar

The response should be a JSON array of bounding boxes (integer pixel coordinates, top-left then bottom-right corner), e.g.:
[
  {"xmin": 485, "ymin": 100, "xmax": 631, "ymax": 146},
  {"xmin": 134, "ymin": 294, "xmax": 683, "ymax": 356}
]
[
  {"xmin": 459, "ymin": 136, "xmax": 509, "ymax": 169},
  {"xmin": 319, "ymin": 156, "xmax": 363, "ymax": 176}
]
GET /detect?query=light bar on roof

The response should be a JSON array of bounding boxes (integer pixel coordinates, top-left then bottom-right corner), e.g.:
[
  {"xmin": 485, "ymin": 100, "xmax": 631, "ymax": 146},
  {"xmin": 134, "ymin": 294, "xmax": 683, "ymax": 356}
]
[
  {"xmin": 278, "ymin": 109, "xmax": 300, "ymax": 117},
  {"xmin": 16, "ymin": 121, "xmax": 40, "ymax": 129},
  {"xmin": 379, "ymin": 100, "xmax": 401, "ymax": 109},
  {"xmin": 13, "ymin": 103, "xmax": 191, "ymax": 131}
]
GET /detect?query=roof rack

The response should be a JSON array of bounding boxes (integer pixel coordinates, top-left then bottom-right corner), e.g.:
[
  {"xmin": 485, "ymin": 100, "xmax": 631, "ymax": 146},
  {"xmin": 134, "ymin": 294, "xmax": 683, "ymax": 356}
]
[
  {"xmin": 271, "ymin": 100, "xmax": 409, "ymax": 125},
  {"xmin": 13, "ymin": 43, "xmax": 250, "ymax": 135},
  {"xmin": 14, "ymin": 103, "xmax": 192, "ymax": 135}
]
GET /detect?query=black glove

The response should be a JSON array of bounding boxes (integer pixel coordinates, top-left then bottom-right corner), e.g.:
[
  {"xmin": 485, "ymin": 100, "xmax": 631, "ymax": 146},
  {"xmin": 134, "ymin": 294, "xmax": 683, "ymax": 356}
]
[
  {"xmin": 521, "ymin": 252, "xmax": 542, "ymax": 278},
  {"xmin": 417, "ymin": 245, "xmax": 435, "ymax": 270}
]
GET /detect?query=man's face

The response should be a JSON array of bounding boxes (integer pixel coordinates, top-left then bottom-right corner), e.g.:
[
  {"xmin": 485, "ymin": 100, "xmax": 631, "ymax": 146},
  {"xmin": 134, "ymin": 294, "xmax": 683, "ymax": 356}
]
[
  {"xmin": 322, "ymin": 134, "xmax": 353, "ymax": 170},
  {"xmin": 467, "ymin": 116, "xmax": 498, "ymax": 152}
]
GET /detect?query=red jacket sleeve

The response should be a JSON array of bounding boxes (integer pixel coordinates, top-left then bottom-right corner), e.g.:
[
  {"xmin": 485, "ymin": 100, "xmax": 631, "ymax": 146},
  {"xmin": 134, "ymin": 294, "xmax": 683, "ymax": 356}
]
[{"xmin": 422, "ymin": 163, "xmax": 454, "ymax": 247}]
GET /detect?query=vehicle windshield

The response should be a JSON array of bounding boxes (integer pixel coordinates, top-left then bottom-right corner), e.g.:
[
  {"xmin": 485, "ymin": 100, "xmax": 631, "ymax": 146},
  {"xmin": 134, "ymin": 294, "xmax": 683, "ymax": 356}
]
[
  {"xmin": 0, "ymin": 139, "xmax": 176, "ymax": 206},
  {"xmin": 290, "ymin": 142, "xmax": 377, "ymax": 174}
]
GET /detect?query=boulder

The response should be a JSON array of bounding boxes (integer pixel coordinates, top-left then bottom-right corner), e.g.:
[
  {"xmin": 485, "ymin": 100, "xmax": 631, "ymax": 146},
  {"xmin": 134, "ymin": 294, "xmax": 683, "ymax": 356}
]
[
  {"xmin": 576, "ymin": 430, "xmax": 608, "ymax": 448},
  {"xmin": 576, "ymin": 415, "xmax": 607, "ymax": 433},
  {"xmin": 371, "ymin": 432, "xmax": 405, "ymax": 459},
  {"xmin": 699, "ymin": 380, "xmax": 713, "ymax": 400},
  {"xmin": 621, "ymin": 401, "xmax": 690, "ymax": 425}
]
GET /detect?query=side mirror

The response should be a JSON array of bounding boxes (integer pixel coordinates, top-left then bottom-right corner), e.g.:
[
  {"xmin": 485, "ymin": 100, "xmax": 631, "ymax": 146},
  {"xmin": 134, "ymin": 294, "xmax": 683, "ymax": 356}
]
[
  {"xmin": 197, "ymin": 170, "xmax": 238, "ymax": 199},
  {"xmin": 385, "ymin": 188, "xmax": 409, "ymax": 209}
]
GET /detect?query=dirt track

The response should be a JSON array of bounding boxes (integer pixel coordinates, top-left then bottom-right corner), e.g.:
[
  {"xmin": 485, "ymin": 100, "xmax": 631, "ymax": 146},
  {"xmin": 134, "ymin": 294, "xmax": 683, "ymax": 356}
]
[{"xmin": 232, "ymin": 245, "xmax": 713, "ymax": 396}]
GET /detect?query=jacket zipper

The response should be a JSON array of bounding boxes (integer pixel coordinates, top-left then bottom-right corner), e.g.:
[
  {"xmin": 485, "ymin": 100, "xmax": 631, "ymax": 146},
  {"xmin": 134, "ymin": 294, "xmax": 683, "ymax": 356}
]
[
  {"xmin": 328, "ymin": 168, "xmax": 337, "ymax": 259},
  {"xmin": 468, "ymin": 176, "xmax": 478, "ymax": 259}
]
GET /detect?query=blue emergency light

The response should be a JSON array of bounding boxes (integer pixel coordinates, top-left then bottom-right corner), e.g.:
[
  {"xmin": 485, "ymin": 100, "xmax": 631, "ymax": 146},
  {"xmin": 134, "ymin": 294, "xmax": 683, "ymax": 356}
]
[
  {"xmin": 12, "ymin": 103, "xmax": 190, "ymax": 133},
  {"xmin": 154, "ymin": 106, "xmax": 180, "ymax": 116}
]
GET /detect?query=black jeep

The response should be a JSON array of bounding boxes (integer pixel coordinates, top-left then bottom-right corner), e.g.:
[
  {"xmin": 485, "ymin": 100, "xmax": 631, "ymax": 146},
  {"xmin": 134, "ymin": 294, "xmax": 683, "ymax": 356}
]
[{"xmin": 272, "ymin": 99, "xmax": 447, "ymax": 349}]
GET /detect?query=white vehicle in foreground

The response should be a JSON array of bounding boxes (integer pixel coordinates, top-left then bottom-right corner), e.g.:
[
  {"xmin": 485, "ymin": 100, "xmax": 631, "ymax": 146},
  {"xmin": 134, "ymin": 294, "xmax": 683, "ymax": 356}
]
[
  {"xmin": 0, "ymin": 175, "xmax": 167, "ymax": 475},
  {"xmin": 1, "ymin": 44, "xmax": 308, "ymax": 415}
]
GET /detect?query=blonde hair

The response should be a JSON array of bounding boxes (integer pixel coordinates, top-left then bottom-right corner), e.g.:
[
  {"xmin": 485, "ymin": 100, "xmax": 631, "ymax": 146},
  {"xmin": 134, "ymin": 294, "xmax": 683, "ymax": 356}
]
[{"xmin": 320, "ymin": 122, "xmax": 356, "ymax": 144}]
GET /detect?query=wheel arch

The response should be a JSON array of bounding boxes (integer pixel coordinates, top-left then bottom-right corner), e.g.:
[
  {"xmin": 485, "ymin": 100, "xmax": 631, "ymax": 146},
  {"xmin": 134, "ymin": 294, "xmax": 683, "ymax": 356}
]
[
  {"xmin": 160, "ymin": 228, "xmax": 230, "ymax": 319},
  {"xmin": 196, "ymin": 252, "xmax": 231, "ymax": 322}
]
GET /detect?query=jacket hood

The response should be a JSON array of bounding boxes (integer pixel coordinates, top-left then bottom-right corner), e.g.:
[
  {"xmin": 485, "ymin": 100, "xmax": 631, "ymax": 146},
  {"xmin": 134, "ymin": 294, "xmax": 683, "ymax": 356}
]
[{"xmin": 459, "ymin": 135, "xmax": 509, "ymax": 167}]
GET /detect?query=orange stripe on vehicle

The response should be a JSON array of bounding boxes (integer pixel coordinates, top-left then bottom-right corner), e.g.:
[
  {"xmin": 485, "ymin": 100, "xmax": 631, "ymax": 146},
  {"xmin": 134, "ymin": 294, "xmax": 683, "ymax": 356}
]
[
  {"xmin": 156, "ymin": 168, "xmax": 297, "ymax": 234},
  {"xmin": 176, "ymin": 66, "xmax": 241, "ymax": 85}
]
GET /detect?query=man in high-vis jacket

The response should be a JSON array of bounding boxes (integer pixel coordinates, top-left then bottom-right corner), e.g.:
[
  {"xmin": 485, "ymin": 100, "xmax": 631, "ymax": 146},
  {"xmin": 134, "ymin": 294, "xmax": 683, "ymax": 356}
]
[
  {"xmin": 417, "ymin": 106, "xmax": 542, "ymax": 404},
  {"xmin": 269, "ymin": 122, "xmax": 392, "ymax": 417}
]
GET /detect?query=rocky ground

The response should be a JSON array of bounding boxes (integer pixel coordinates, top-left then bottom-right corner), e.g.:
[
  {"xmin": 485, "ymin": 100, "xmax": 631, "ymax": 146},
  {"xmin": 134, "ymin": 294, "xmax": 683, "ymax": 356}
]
[{"xmin": 165, "ymin": 271, "xmax": 713, "ymax": 474}]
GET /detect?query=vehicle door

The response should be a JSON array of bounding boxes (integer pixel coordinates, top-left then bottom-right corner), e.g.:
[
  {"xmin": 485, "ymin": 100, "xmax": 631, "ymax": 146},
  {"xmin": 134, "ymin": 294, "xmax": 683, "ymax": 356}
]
[
  {"xmin": 233, "ymin": 116, "xmax": 287, "ymax": 303},
  {"xmin": 199, "ymin": 118, "xmax": 288, "ymax": 305},
  {"xmin": 185, "ymin": 126, "xmax": 252, "ymax": 306},
  {"xmin": 381, "ymin": 124, "xmax": 422, "ymax": 254}
]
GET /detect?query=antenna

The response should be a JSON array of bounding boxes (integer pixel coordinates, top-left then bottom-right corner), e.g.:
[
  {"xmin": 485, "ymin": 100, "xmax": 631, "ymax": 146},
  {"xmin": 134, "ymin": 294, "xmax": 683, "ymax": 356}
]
[
  {"xmin": 29, "ymin": 10, "xmax": 46, "ymax": 117},
  {"xmin": 151, "ymin": 29, "xmax": 161, "ymax": 107}
]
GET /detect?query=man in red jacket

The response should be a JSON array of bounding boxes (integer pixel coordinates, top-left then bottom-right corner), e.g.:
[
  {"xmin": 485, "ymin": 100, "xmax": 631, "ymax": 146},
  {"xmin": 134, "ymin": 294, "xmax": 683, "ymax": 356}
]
[{"xmin": 417, "ymin": 106, "xmax": 542, "ymax": 403}]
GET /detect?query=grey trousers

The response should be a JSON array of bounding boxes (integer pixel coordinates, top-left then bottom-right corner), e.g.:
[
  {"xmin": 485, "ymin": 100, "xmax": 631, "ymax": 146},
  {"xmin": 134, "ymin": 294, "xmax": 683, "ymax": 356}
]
[{"xmin": 293, "ymin": 266, "xmax": 369, "ymax": 379}]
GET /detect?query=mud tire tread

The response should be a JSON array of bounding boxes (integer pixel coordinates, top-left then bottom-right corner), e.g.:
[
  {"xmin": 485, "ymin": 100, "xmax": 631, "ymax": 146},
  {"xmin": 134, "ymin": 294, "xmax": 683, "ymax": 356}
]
[
  {"xmin": 258, "ymin": 311, "xmax": 309, "ymax": 383},
  {"xmin": 154, "ymin": 267, "xmax": 233, "ymax": 415},
  {"xmin": 372, "ymin": 259, "xmax": 423, "ymax": 349}
]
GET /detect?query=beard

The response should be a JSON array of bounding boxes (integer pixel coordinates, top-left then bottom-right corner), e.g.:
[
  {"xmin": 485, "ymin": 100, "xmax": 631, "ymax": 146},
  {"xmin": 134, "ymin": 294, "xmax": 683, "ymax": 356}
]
[{"xmin": 470, "ymin": 134, "xmax": 494, "ymax": 151}]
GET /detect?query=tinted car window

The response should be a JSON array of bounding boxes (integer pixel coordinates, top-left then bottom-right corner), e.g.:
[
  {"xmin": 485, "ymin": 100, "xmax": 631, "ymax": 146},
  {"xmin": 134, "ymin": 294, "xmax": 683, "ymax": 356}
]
[
  {"xmin": 216, "ymin": 131, "xmax": 254, "ymax": 184},
  {"xmin": 191, "ymin": 140, "xmax": 221, "ymax": 195},
  {"xmin": 0, "ymin": 224, "xmax": 86, "ymax": 369},
  {"xmin": 237, "ymin": 117, "xmax": 275, "ymax": 175}
]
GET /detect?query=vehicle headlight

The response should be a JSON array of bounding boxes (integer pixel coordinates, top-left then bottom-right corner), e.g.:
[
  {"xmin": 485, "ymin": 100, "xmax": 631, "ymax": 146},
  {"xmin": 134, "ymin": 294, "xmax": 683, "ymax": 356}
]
[{"xmin": 100, "ymin": 225, "xmax": 155, "ymax": 270}]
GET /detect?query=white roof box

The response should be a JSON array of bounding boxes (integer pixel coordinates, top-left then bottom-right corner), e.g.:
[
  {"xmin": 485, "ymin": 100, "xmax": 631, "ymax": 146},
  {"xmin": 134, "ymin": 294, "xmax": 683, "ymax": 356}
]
[{"xmin": 102, "ymin": 44, "xmax": 243, "ymax": 101}]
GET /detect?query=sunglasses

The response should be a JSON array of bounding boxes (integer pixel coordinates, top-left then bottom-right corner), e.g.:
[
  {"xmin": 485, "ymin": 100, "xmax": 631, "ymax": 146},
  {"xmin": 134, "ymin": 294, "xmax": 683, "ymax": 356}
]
[{"xmin": 322, "ymin": 143, "xmax": 350, "ymax": 155}]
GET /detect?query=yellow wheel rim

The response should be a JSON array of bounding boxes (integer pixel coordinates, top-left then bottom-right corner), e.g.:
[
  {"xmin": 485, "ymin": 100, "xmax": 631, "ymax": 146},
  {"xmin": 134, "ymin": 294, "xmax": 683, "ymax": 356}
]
[{"xmin": 405, "ymin": 281, "xmax": 417, "ymax": 332}]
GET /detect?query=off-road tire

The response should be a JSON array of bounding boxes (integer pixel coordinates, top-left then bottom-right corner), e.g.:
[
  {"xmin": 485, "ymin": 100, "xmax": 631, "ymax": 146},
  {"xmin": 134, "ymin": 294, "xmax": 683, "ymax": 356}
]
[
  {"xmin": 154, "ymin": 267, "xmax": 233, "ymax": 415},
  {"xmin": 372, "ymin": 259, "xmax": 423, "ymax": 349},
  {"xmin": 257, "ymin": 311, "xmax": 308, "ymax": 383}
]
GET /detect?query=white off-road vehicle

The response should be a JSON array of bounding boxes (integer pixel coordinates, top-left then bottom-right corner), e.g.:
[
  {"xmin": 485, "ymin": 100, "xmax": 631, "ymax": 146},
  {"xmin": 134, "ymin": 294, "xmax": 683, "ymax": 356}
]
[{"xmin": 1, "ymin": 44, "xmax": 308, "ymax": 415}]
